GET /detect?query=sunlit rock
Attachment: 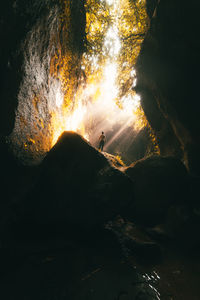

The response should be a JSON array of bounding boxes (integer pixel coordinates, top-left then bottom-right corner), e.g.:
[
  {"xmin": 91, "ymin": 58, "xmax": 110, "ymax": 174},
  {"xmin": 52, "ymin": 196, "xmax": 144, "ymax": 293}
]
[
  {"xmin": 0, "ymin": 0, "xmax": 86, "ymax": 164},
  {"xmin": 102, "ymin": 152, "xmax": 125, "ymax": 169}
]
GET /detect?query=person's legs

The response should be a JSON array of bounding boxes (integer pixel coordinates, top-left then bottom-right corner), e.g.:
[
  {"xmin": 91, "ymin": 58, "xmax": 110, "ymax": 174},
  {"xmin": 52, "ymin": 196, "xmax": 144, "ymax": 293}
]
[
  {"xmin": 99, "ymin": 141, "xmax": 104, "ymax": 151},
  {"xmin": 101, "ymin": 141, "xmax": 104, "ymax": 151}
]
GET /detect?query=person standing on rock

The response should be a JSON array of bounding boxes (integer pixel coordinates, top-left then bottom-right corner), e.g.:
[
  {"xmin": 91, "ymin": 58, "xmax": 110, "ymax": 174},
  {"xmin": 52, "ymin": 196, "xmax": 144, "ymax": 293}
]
[{"xmin": 98, "ymin": 131, "xmax": 106, "ymax": 151}]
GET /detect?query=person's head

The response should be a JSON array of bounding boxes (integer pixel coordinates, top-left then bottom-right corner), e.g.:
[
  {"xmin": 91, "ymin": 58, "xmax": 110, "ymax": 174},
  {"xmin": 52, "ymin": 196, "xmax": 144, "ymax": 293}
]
[{"xmin": 102, "ymin": 131, "xmax": 104, "ymax": 134}]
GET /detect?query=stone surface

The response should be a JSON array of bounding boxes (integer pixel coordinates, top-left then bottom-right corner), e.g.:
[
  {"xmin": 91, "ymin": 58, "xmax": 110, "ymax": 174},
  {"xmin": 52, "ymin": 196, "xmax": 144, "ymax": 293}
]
[
  {"xmin": 5, "ymin": 132, "xmax": 134, "ymax": 239},
  {"xmin": 0, "ymin": 0, "xmax": 86, "ymax": 164},
  {"xmin": 0, "ymin": 239, "xmax": 160, "ymax": 300},
  {"xmin": 105, "ymin": 217, "xmax": 162, "ymax": 264},
  {"xmin": 136, "ymin": 0, "xmax": 200, "ymax": 175},
  {"xmin": 0, "ymin": 0, "xmax": 58, "ymax": 135},
  {"xmin": 125, "ymin": 155, "xmax": 190, "ymax": 226}
]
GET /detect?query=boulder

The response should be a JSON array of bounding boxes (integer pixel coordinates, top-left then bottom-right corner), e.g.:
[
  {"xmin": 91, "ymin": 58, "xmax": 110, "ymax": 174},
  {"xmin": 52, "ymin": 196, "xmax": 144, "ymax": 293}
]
[
  {"xmin": 124, "ymin": 155, "xmax": 190, "ymax": 226},
  {"xmin": 105, "ymin": 217, "xmax": 162, "ymax": 264},
  {"xmin": 6, "ymin": 132, "xmax": 134, "ymax": 239},
  {"xmin": 163, "ymin": 203, "xmax": 200, "ymax": 249}
]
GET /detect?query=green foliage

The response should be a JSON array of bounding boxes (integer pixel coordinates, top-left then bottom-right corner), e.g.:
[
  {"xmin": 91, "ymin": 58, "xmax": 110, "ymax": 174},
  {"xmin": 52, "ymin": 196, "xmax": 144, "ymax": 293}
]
[
  {"xmin": 82, "ymin": 0, "xmax": 111, "ymax": 86},
  {"xmin": 82, "ymin": 0, "xmax": 149, "ymax": 104},
  {"xmin": 117, "ymin": 0, "xmax": 148, "ymax": 99}
]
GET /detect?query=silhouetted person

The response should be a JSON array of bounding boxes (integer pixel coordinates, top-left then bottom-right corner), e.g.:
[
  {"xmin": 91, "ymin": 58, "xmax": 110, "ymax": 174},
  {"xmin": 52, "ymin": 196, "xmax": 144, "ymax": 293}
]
[{"xmin": 98, "ymin": 131, "xmax": 105, "ymax": 151}]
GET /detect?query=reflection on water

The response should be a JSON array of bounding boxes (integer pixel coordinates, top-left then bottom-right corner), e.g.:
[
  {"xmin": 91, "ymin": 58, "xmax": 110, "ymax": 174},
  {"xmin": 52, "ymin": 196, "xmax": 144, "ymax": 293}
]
[{"xmin": 142, "ymin": 273, "xmax": 161, "ymax": 300}]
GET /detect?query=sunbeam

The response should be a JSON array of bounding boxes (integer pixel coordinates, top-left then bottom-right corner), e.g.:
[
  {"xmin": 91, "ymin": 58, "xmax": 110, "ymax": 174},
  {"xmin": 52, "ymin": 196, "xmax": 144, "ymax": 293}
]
[
  {"xmin": 50, "ymin": 0, "xmax": 146, "ymax": 155},
  {"xmin": 10, "ymin": 0, "xmax": 148, "ymax": 164}
]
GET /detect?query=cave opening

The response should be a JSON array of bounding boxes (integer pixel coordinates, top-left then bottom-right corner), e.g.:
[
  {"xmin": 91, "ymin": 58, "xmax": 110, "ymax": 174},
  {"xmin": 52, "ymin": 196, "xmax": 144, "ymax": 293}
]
[
  {"xmin": 8, "ymin": 0, "xmax": 153, "ymax": 165},
  {"xmin": 0, "ymin": 0, "xmax": 200, "ymax": 299}
]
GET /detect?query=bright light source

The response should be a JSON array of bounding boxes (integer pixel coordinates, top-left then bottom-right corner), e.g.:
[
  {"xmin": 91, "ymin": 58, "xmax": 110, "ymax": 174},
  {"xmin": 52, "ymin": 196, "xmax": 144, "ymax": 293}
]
[
  {"xmin": 55, "ymin": 90, "xmax": 64, "ymax": 108},
  {"xmin": 106, "ymin": 0, "xmax": 115, "ymax": 5},
  {"xmin": 134, "ymin": 93, "xmax": 141, "ymax": 104},
  {"xmin": 50, "ymin": 0, "xmax": 144, "ymax": 149},
  {"xmin": 132, "ymin": 78, "xmax": 137, "ymax": 88},
  {"xmin": 65, "ymin": 103, "xmax": 87, "ymax": 132},
  {"xmin": 130, "ymin": 68, "xmax": 136, "ymax": 77},
  {"xmin": 104, "ymin": 26, "xmax": 121, "ymax": 56}
]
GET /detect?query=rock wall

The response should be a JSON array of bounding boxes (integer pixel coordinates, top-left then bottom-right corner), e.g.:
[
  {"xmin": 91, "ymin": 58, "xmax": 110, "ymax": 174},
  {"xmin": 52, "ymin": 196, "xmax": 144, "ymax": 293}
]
[
  {"xmin": 136, "ymin": 0, "xmax": 200, "ymax": 175},
  {"xmin": 1, "ymin": 0, "xmax": 200, "ymax": 173},
  {"xmin": 0, "ymin": 0, "xmax": 86, "ymax": 164},
  {"xmin": 0, "ymin": 0, "xmax": 56, "ymax": 135}
]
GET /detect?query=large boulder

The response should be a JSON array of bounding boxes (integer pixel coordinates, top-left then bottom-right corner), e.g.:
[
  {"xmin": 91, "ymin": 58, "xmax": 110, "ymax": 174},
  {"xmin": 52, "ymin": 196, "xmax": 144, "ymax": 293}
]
[
  {"xmin": 124, "ymin": 155, "xmax": 190, "ymax": 226},
  {"xmin": 5, "ymin": 132, "xmax": 134, "ymax": 239}
]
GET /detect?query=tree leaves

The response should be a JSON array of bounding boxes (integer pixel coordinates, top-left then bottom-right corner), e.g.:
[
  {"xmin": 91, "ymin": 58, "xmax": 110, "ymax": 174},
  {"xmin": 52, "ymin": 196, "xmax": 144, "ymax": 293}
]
[{"xmin": 117, "ymin": 0, "xmax": 148, "ymax": 100}]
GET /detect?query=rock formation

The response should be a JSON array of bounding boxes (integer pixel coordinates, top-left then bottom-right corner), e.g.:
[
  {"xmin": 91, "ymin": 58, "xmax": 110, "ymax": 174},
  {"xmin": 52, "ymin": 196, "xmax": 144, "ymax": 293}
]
[
  {"xmin": 125, "ymin": 155, "xmax": 190, "ymax": 226},
  {"xmin": 3, "ymin": 132, "xmax": 134, "ymax": 239},
  {"xmin": 136, "ymin": 0, "xmax": 200, "ymax": 175},
  {"xmin": 0, "ymin": 0, "xmax": 86, "ymax": 163},
  {"xmin": 0, "ymin": 2, "xmax": 200, "ymax": 298}
]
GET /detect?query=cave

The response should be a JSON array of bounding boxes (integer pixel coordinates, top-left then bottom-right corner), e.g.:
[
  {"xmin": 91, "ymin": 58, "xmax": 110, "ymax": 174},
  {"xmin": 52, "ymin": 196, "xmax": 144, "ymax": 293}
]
[{"xmin": 0, "ymin": 0, "xmax": 200, "ymax": 299}]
